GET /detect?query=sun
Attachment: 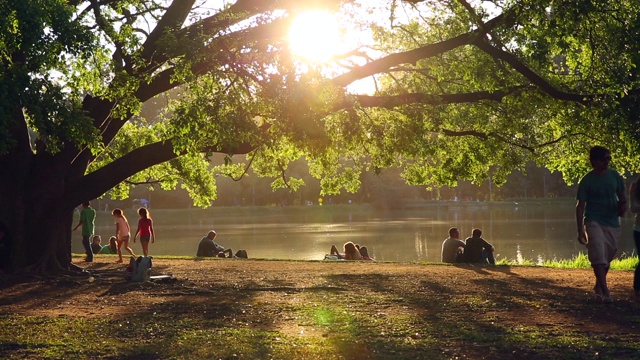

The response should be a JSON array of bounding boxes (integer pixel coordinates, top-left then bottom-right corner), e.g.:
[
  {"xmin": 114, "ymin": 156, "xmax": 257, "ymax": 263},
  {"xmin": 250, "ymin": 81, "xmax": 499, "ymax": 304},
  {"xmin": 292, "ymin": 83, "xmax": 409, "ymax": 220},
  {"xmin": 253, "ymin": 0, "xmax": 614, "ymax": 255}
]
[{"xmin": 288, "ymin": 10, "xmax": 343, "ymax": 63}]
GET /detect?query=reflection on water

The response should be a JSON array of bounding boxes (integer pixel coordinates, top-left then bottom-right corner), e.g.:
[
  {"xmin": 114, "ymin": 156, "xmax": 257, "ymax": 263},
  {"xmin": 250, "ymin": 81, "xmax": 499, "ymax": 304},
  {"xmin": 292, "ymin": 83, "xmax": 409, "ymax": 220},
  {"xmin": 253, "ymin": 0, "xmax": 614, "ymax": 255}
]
[{"xmin": 73, "ymin": 201, "xmax": 636, "ymax": 263}]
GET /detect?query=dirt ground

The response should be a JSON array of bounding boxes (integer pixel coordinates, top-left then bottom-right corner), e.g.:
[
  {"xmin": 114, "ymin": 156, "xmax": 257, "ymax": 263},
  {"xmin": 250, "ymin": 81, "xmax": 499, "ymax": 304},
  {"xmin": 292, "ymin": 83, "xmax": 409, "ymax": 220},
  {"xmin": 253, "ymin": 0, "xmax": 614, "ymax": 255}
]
[
  {"xmin": 1, "ymin": 257, "xmax": 637, "ymax": 324},
  {"xmin": 1, "ymin": 257, "xmax": 639, "ymax": 358}
]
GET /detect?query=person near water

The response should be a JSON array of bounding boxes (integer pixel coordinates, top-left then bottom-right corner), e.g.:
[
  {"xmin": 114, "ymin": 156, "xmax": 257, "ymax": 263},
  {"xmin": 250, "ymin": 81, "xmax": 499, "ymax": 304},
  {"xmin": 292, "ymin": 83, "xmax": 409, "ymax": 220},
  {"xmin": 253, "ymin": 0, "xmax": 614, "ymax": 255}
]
[
  {"xmin": 576, "ymin": 145, "xmax": 627, "ymax": 303},
  {"xmin": 442, "ymin": 227, "xmax": 466, "ymax": 263},
  {"xmin": 462, "ymin": 228, "xmax": 496, "ymax": 265},
  {"xmin": 100, "ymin": 236, "xmax": 119, "ymax": 254},
  {"xmin": 133, "ymin": 207, "xmax": 155, "ymax": 257},
  {"xmin": 196, "ymin": 230, "xmax": 233, "ymax": 258}
]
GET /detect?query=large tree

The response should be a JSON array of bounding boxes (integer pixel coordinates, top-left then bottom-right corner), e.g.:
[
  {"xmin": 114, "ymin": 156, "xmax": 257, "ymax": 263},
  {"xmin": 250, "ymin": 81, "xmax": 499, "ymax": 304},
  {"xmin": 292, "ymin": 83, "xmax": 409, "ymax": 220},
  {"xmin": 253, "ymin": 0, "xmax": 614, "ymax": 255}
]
[{"xmin": 2, "ymin": 0, "xmax": 640, "ymax": 272}]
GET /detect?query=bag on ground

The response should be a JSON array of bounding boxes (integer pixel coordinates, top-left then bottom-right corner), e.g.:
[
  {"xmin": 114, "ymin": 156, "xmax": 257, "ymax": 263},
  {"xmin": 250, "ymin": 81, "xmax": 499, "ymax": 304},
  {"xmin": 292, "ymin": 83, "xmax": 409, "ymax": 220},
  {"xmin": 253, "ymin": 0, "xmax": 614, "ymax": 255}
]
[
  {"xmin": 125, "ymin": 256, "xmax": 136, "ymax": 281},
  {"xmin": 235, "ymin": 250, "xmax": 248, "ymax": 259},
  {"xmin": 126, "ymin": 256, "xmax": 153, "ymax": 282}
]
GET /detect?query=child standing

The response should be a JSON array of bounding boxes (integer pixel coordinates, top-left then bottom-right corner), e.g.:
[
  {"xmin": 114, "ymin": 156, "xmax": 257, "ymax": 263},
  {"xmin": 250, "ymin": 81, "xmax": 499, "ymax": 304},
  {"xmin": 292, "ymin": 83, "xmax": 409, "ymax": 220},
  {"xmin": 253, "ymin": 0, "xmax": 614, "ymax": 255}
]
[
  {"xmin": 133, "ymin": 207, "xmax": 155, "ymax": 256},
  {"xmin": 112, "ymin": 208, "xmax": 135, "ymax": 263}
]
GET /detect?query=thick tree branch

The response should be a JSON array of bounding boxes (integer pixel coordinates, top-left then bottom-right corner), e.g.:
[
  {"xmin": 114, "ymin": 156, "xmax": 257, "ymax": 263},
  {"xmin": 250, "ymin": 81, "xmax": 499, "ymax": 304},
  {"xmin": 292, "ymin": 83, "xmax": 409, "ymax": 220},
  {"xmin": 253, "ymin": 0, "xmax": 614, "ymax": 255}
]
[
  {"xmin": 335, "ymin": 87, "xmax": 530, "ymax": 110},
  {"xmin": 135, "ymin": 16, "xmax": 290, "ymax": 102},
  {"xmin": 63, "ymin": 138, "xmax": 257, "ymax": 209},
  {"xmin": 139, "ymin": 0, "xmax": 196, "ymax": 68},
  {"xmin": 332, "ymin": 32, "xmax": 477, "ymax": 87},
  {"xmin": 331, "ymin": 12, "xmax": 510, "ymax": 87},
  {"xmin": 472, "ymin": 39, "xmax": 592, "ymax": 105},
  {"xmin": 138, "ymin": 0, "xmax": 276, "ymax": 75},
  {"xmin": 440, "ymin": 128, "xmax": 536, "ymax": 152}
]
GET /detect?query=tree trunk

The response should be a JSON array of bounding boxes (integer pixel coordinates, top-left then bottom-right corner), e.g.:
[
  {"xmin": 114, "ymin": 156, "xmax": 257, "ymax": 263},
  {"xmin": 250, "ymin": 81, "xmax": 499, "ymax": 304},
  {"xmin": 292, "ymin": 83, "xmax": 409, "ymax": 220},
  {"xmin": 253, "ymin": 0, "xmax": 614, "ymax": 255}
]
[{"xmin": 1, "ymin": 165, "xmax": 77, "ymax": 273}]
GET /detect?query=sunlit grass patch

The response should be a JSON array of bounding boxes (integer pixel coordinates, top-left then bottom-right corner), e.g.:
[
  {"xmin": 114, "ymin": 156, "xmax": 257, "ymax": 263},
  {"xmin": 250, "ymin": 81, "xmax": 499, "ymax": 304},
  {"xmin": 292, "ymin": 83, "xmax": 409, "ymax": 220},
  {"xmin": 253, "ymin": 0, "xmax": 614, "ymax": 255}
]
[
  {"xmin": 541, "ymin": 252, "xmax": 592, "ymax": 268},
  {"xmin": 497, "ymin": 257, "xmax": 538, "ymax": 266},
  {"xmin": 610, "ymin": 253, "xmax": 638, "ymax": 270},
  {"xmin": 0, "ymin": 316, "xmax": 119, "ymax": 358},
  {"xmin": 500, "ymin": 326, "xmax": 638, "ymax": 359},
  {"xmin": 291, "ymin": 295, "xmax": 442, "ymax": 357},
  {"xmin": 496, "ymin": 252, "xmax": 638, "ymax": 271}
]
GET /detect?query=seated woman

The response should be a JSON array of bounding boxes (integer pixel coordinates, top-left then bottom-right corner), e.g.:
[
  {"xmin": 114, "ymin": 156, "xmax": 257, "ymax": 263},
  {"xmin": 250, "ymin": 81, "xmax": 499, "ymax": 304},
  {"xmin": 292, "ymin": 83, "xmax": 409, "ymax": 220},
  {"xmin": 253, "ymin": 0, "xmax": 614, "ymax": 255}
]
[
  {"xmin": 99, "ymin": 236, "xmax": 119, "ymax": 254},
  {"xmin": 330, "ymin": 241, "xmax": 366, "ymax": 260},
  {"xmin": 355, "ymin": 244, "xmax": 374, "ymax": 260}
]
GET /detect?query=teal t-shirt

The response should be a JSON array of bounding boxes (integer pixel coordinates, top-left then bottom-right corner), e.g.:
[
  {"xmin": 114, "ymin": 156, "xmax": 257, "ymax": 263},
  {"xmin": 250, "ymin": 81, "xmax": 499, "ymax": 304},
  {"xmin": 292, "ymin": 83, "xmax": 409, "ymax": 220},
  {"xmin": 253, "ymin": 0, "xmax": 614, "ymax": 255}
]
[
  {"xmin": 576, "ymin": 169, "xmax": 625, "ymax": 228},
  {"xmin": 80, "ymin": 207, "xmax": 96, "ymax": 236},
  {"xmin": 99, "ymin": 247, "xmax": 116, "ymax": 254}
]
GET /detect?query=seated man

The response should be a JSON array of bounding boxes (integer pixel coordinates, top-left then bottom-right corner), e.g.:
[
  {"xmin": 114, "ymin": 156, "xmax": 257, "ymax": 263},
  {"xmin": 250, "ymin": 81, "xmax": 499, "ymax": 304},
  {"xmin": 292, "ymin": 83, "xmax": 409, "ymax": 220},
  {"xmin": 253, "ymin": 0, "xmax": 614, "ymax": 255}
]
[
  {"xmin": 462, "ymin": 228, "xmax": 496, "ymax": 265},
  {"xmin": 196, "ymin": 230, "xmax": 233, "ymax": 258},
  {"xmin": 441, "ymin": 227, "xmax": 466, "ymax": 263}
]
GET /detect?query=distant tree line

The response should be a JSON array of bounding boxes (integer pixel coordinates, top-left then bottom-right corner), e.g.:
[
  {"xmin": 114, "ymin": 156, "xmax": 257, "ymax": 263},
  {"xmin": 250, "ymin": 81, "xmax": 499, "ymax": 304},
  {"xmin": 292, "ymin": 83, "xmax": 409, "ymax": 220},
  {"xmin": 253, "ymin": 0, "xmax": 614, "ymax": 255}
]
[{"xmin": 115, "ymin": 159, "xmax": 578, "ymax": 211}]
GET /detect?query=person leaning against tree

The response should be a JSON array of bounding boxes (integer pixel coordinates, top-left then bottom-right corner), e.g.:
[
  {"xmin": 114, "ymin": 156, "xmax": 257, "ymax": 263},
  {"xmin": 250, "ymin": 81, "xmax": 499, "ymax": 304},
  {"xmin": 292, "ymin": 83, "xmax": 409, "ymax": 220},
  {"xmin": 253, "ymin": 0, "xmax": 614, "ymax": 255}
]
[
  {"xmin": 576, "ymin": 145, "xmax": 627, "ymax": 304},
  {"xmin": 73, "ymin": 201, "xmax": 96, "ymax": 262}
]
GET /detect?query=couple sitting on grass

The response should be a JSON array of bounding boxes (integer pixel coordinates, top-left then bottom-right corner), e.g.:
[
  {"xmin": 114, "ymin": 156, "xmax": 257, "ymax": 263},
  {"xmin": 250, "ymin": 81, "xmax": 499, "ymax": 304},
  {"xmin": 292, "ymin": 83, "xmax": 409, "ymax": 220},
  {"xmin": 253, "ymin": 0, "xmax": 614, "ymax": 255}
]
[
  {"xmin": 441, "ymin": 227, "xmax": 496, "ymax": 265},
  {"xmin": 329, "ymin": 241, "xmax": 373, "ymax": 260}
]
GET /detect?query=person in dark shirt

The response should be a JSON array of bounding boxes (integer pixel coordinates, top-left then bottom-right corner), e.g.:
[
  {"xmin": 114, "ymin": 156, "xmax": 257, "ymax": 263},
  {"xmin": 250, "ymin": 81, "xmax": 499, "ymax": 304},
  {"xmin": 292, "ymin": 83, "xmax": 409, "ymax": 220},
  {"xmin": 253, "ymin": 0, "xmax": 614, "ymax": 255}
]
[
  {"xmin": 90, "ymin": 235, "xmax": 103, "ymax": 254},
  {"xmin": 462, "ymin": 228, "xmax": 495, "ymax": 265},
  {"xmin": 196, "ymin": 230, "xmax": 233, "ymax": 258}
]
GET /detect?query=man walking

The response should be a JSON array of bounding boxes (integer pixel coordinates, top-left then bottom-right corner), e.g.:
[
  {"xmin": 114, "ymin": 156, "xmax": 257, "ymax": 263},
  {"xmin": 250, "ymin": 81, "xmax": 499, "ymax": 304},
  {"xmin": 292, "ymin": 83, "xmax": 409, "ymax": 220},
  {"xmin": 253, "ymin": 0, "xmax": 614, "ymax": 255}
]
[
  {"xmin": 73, "ymin": 201, "xmax": 97, "ymax": 262},
  {"xmin": 576, "ymin": 146, "xmax": 627, "ymax": 303}
]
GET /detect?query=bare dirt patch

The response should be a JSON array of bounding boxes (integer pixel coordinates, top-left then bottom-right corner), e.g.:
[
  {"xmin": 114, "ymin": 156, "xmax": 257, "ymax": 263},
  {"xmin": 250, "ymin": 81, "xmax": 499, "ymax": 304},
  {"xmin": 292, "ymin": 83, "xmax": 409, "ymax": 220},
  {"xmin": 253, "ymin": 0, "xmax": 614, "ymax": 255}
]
[{"xmin": 1, "ymin": 257, "xmax": 639, "ymax": 359}]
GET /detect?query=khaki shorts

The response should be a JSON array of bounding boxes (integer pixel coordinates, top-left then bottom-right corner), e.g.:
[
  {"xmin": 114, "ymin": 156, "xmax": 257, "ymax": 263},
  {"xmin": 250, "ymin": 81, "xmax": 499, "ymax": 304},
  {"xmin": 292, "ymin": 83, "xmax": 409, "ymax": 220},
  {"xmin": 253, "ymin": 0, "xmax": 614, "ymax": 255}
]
[{"xmin": 585, "ymin": 222, "xmax": 620, "ymax": 266}]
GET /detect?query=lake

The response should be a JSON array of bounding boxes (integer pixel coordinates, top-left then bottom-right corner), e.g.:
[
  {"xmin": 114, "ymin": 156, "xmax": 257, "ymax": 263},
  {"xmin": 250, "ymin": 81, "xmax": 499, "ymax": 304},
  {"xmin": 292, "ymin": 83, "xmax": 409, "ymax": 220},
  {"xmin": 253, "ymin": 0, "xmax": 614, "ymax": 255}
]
[{"xmin": 72, "ymin": 200, "xmax": 637, "ymax": 263}]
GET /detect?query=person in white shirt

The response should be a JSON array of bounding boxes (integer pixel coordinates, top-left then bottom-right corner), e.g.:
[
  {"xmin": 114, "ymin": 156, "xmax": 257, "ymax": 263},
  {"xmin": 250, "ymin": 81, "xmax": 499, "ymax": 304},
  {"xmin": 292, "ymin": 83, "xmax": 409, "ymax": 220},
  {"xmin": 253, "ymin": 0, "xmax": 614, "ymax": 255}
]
[{"xmin": 441, "ymin": 227, "xmax": 466, "ymax": 263}]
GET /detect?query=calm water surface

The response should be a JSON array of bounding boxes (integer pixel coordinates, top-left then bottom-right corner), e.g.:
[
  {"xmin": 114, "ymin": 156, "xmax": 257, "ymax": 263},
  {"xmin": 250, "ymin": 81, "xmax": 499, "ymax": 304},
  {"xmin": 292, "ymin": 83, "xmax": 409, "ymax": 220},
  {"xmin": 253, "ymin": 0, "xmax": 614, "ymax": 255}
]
[{"xmin": 73, "ymin": 202, "xmax": 637, "ymax": 263}]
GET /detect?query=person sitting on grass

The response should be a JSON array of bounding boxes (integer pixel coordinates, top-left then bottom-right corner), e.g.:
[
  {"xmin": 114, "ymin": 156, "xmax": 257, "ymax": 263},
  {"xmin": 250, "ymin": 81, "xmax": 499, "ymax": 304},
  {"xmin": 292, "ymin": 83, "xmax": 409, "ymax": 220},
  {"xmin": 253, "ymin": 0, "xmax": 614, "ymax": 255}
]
[
  {"xmin": 99, "ymin": 236, "xmax": 118, "ymax": 254},
  {"xmin": 441, "ymin": 227, "xmax": 466, "ymax": 263},
  {"xmin": 462, "ymin": 228, "xmax": 496, "ymax": 265},
  {"xmin": 330, "ymin": 241, "xmax": 368, "ymax": 260},
  {"xmin": 355, "ymin": 244, "xmax": 374, "ymax": 260},
  {"xmin": 90, "ymin": 235, "xmax": 103, "ymax": 254},
  {"xmin": 196, "ymin": 230, "xmax": 233, "ymax": 258}
]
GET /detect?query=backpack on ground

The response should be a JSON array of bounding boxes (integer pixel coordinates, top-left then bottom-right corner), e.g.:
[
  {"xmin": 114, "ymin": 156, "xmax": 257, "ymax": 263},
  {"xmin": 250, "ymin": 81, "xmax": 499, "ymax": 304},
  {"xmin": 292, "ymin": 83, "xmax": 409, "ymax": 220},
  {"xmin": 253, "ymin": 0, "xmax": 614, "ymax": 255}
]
[
  {"xmin": 125, "ymin": 256, "xmax": 136, "ymax": 281},
  {"xmin": 126, "ymin": 256, "xmax": 152, "ymax": 282},
  {"xmin": 235, "ymin": 250, "xmax": 248, "ymax": 259}
]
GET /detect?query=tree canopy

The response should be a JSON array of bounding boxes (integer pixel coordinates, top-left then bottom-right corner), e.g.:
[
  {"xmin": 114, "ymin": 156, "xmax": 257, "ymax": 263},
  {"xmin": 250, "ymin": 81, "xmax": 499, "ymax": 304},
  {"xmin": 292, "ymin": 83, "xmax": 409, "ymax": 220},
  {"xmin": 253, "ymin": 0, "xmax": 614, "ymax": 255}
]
[{"xmin": 1, "ymin": 0, "xmax": 640, "ymax": 271}]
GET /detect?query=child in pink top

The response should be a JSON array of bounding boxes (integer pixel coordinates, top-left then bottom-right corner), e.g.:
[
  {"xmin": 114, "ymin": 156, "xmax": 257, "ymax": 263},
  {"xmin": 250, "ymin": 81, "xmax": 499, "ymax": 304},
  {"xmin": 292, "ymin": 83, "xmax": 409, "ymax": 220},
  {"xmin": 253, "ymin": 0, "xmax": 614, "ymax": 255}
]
[{"xmin": 112, "ymin": 208, "xmax": 135, "ymax": 263}]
